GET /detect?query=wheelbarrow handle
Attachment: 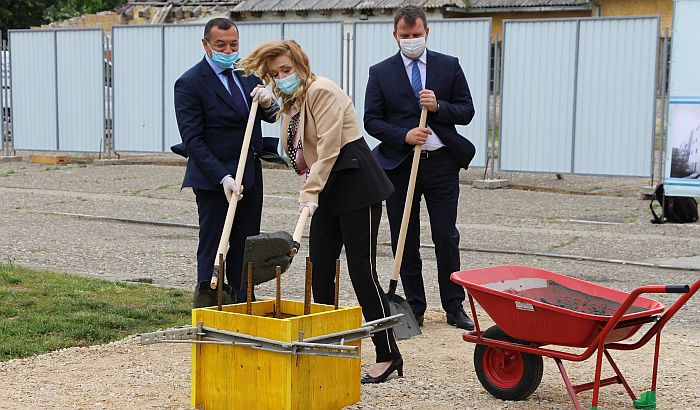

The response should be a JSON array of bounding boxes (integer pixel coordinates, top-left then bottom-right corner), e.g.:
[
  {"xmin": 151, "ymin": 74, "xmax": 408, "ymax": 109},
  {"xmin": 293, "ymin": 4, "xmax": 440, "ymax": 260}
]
[{"xmin": 665, "ymin": 284, "xmax": 690, "ymax": 293}]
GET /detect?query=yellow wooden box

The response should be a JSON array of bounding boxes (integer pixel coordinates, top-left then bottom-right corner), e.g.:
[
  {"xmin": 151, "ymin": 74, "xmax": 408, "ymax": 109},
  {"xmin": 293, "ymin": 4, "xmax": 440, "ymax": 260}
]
[{"xmin": 191, "ymin": 300, "xmax": 362, "ymax": 410}]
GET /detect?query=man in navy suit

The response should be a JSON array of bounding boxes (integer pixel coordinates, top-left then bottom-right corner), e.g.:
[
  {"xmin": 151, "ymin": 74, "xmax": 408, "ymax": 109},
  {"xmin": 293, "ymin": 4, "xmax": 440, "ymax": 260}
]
[
  {"xmin": 174, "ymin": 18, "xmax": 278, "ymax": 306},
  {"xmin": 364, "ymin": 6, "xmax": 476, "ymax": 330}
]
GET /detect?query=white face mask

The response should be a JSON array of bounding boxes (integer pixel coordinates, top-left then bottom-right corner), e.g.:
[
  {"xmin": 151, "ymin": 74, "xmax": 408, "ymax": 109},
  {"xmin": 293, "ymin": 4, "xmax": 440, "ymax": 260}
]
[{"xmin": 399, "ymin": 37, "xmax": 426, "ymax": 59}]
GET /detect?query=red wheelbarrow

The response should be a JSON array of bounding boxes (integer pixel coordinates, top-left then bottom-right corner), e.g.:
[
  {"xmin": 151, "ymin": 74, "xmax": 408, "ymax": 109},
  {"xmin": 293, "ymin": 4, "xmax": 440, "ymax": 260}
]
[{"xmin": 450, "ymin": 265, "xmax": 700, "ymax": 410}]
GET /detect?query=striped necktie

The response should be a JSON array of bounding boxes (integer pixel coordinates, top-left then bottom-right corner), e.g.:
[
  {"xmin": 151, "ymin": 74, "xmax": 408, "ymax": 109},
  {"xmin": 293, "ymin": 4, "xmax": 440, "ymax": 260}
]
[
  {"xmin": 411, "ymin": 59, "xmax": 422, "ymax": 103},
  {"xmin": 222, "ymin": 68, "xmax": 249, "ymax": 115}
]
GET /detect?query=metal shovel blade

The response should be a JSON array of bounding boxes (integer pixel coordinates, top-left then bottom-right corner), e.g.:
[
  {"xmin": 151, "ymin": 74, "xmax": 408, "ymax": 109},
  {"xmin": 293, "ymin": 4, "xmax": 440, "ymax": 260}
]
[
  {"xmin": 387, "ymin": 293, "xmax": 422, "ymax": 340},
  {"xmin": 241, "ymin": 231, "xmax": 295, "ymax": 290}
]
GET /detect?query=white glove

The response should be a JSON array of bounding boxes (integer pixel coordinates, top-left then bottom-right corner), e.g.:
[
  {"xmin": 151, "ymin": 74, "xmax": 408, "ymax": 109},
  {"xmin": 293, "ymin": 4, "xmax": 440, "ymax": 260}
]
[
  {"xmin": 250, "ymin": 86, "xmax": 272, "ymax": 109},
  {"xmin": 222, "ymin": 176, "xmax": 243, "ymax": 202},
  {"xmin": 299, "ymin": 202, "xmax": 318, "ymax": 216}
]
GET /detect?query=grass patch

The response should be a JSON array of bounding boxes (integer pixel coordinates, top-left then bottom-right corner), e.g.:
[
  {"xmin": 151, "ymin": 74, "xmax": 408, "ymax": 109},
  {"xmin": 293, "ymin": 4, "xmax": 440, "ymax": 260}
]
[
  {"xmin": 0, "ymin": 262, "xmax": 191, "ymax": 362},
  {"xmin": 2, "ymin": 170, "xmax": 15, "ymax": 177}
]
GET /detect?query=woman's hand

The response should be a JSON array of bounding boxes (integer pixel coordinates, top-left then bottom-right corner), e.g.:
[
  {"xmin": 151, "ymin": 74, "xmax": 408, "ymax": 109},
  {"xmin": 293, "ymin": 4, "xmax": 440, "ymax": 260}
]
[
  {"xmin": 299, "ymin": 202, "xmax": 319, "ymax": 216},
  {"xmin": 250, "ymin": 87, "xmax": 273, "ymax": 108}
]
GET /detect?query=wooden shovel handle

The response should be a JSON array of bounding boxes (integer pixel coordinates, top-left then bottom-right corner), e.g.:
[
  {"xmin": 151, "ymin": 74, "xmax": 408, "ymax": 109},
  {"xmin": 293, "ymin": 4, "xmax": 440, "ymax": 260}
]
[
  {"xmin": 390, "ymin": 107, "xmax": 428, "ymax": 282},
  {"xmin": 293, "ymin": 206, "xmax": 311, "ymax": 243},
  {"xmin": 210, "ymin": 95, "xmax": 261, "ymax": 289}
]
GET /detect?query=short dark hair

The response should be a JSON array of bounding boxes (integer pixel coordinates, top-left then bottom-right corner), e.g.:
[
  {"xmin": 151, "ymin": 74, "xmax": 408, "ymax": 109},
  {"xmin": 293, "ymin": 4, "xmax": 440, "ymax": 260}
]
[
  {"xmin": 204, "ymin": 18, "xmax": 238, "ymax": 40},
  {"xmin": 393, "ymin": 5, "xmax": 428, "ymax": 31}
]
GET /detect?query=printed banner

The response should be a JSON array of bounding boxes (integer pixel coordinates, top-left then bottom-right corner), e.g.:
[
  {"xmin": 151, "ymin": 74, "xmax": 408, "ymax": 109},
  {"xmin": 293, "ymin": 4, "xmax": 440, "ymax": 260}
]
[{"xmin": 664, "ymin": 0, "xmax": 700, "ymax": 197}]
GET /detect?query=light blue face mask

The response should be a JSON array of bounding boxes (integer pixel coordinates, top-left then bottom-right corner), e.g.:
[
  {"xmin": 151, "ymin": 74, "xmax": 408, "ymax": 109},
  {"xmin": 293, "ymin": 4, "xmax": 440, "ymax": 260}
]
[
  {"xmin": 275, "ymin": 73, "xmax": 301, "ymax": 95},
  {"xmin": 208, "ymin": 43, "xmax": 239, "ymax": 69}
]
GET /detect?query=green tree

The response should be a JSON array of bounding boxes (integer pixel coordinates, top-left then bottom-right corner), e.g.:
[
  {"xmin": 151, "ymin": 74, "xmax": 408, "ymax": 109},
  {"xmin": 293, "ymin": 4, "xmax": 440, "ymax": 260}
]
[
  {"xmin": 0, "ymin": 0, "xmax": 49, "ymax": 36},
  {"xmin": 44, "ymin": 0, "xmax": 126, "ymax": 22},
  {"xmin": 0, "ymin": 0, "xmax": 125, "ymax": 36}
]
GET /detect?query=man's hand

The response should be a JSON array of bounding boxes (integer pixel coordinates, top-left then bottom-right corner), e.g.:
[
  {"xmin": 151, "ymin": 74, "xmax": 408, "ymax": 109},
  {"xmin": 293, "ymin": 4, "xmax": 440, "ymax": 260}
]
[
  {"xmin": 222, "ymin": 176, "xmax": 244, "ymax": 202},
  {"xmin": 299, "ymin": 202, "xmax": 319, "ymax": 216},
  {"xmin": 419, "ymin": 89, "xmax": 439, "ymax": 112},
  {"xmin": 405, "ymin": 127, "xmax": 432, "ymax": 146},
  {"xmin": 250, "ymin": 87, "xmax": 273, "ymax": 109}
]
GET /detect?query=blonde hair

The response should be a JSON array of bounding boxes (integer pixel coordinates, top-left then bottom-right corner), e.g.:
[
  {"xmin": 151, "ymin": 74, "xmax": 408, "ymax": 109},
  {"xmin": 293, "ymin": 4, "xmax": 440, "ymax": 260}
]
[{"xmin": 237, "ymin": 40, "xmax": 316, "ymax": 114}]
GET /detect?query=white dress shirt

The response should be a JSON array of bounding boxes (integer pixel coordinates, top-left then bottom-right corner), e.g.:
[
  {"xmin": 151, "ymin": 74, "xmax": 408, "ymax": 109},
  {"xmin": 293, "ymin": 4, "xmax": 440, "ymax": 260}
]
[{"xmin": 400, "ymin": 49, "xmax": 445, "ymax": 151}]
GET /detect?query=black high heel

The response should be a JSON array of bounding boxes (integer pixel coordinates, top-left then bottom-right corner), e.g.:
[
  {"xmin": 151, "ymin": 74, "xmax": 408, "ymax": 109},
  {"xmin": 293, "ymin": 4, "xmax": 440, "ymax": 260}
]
[{"xmin": 361, "ymin": 356, "xmax": 403, "ymax": 384}]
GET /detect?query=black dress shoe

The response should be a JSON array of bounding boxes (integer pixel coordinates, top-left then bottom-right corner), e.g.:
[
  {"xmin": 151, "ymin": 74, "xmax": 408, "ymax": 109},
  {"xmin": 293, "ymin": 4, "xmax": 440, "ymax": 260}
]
[
  {"xmin": 361, "ymin": 356, "xmax": 403, "ymax": 384},
  {"xmin": 415, "ymin": 314, "xmax": 424, "ymax": 327},
  {"xmin": 446, "ymin": 308, "xmax": 475, "ymax": 330}
]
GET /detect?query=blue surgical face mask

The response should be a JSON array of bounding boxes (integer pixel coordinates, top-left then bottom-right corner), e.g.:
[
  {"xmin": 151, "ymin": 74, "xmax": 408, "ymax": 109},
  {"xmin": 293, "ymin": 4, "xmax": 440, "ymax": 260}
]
[
  {"xmin": 274, "ymin": 73, "xmax": 301, "ymax": 95},
  {"xmin": 208, "ymin": 43, "xmax": 239, "ymax": 69}
]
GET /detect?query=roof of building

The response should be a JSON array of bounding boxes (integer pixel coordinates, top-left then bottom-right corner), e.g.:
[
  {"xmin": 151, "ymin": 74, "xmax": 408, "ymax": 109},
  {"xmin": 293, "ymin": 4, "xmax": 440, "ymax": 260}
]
[
  {"xmin": 233, "ymin": 0, "xmax": 458, "ymax": 12},
  {"xmin": 470, "ymin": 0, "xmax": 589, "ymax": 8},
  {"xmin": 120, "ymin": 0, "xmax": 591, "ymax": 12}
]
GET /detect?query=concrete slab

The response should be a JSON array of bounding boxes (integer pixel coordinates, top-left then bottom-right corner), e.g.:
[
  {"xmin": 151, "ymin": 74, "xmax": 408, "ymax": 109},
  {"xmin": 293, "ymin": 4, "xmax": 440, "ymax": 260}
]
[
  {"xmin": 645, "ymin": 255, "xmax": 700, "ymax": 271},
  {"xmin": 473, "ymin": 179, "xmax": 510, "ymax": 189},
  {"xmin": 0, "ymin": 156, "xmax": 22, "ymax": 163},
  {"xmin": 93, "ymin": 159, "xmax": 128, "ymax": 166}
]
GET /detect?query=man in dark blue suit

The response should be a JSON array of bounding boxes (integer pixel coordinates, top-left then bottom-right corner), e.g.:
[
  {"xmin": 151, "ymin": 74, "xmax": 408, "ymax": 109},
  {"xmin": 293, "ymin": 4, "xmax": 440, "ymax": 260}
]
[
  {"xmin": 174, "ymin": 18, "xmax": 279, "ymax": 306},
  {"xmin": 364, "ymin": 6, "xmax": 476, "ymax": 330}
]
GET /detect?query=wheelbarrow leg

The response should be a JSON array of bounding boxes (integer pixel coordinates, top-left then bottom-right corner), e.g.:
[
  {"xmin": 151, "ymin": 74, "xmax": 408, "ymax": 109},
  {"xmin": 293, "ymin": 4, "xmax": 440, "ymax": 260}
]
[
  {"xmin": 554, "ymin": 358, "xmax": 583, "ymax": 410},
  {"xmin": 651, "ymin": 332, "xmax": 661, "ymax": 392},
  {"xmin": 633, "ymin": 332, "xmax": 662, "ymax": 409},
  {"xmin": 591, "ymin": 341, "xmax": 605, "ymax": 409}
]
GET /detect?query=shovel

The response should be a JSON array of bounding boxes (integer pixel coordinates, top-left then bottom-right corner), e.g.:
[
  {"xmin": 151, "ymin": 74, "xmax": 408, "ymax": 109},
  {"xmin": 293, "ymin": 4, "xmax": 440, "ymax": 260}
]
[
  {"xmin": 209, "ymin": 94, "xmax": 261, "ymax": 297},
  {"xmin": 240, "ymin": 205, "xmax": 311, "ymax": 290},
  {"xmin": 385, "ymin": 107, "xmax": 428, "ymax": 340}
]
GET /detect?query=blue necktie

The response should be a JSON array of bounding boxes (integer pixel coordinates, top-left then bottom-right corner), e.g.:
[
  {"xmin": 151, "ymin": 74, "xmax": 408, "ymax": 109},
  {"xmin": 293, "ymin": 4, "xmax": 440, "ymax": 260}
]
[
  {"xmin": 411, "ymin": 60, "xmax": 422, "ymax": 103},
  {"xmin": 222, "ymin": 68, "xmax": 249, "ymax": 115}
]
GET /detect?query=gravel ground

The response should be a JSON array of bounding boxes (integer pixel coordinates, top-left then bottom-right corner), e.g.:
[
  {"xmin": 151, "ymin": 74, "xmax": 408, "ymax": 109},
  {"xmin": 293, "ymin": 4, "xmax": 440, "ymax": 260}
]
[{"xmin": 0, "ymin": 158, "xmax": 698, "ymax": 409}]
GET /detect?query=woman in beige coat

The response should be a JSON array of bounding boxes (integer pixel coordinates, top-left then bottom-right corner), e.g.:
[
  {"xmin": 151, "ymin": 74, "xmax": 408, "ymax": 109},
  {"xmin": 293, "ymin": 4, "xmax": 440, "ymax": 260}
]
[{"xmin": 239, "ymin": 40, "xmax": 402, "ymax": 383}]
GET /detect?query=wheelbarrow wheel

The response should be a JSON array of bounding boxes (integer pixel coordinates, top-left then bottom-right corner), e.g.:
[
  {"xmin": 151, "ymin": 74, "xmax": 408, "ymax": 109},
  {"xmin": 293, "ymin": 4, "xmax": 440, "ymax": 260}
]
[{"xmin": 474, "ymin": 325, "xmax": 543, "ymax": 401}]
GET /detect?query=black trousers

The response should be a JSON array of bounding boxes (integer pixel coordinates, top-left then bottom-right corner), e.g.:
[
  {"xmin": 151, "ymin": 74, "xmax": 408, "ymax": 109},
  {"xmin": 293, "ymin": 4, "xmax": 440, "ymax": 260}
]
[
  {"xmin": 385, "ymin": 150, "xmax": 465, "ymax": 317},
  {"xmin": 310, "ymin": 202, "xmax": 401, "ymax": 363},
  {"xmin": 193, "ymin": 160, "xmax": 263, "ymax": 302}
]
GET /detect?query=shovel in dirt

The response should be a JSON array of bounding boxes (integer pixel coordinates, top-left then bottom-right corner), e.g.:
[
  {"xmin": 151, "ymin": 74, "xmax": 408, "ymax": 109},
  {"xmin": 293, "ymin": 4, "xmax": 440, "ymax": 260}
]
[
  {"xmin": 385, "ymin": 108, "xmax": 428, "ymax": 340},
  {"xmin": 240, "ymin": 206, "xmax": 311, "ymax": 291}
]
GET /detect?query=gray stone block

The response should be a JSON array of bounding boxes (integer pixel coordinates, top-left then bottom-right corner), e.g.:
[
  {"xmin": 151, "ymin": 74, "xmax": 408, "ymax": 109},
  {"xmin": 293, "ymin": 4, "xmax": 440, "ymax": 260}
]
[
  {"xmin": 0, "ymin": 156, "xmax": 22, "ymax": 163},
  {"xmin": 473, "ymin": 179, "xmax": 510, "ymax": 189}
]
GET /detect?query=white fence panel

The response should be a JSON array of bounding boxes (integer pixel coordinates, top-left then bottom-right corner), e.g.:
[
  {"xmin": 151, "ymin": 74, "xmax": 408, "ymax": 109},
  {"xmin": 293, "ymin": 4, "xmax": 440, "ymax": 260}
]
[
  {"xmin": 500, "ymin": 20, "xmax": 578, "ymax": 173},
  {"xmin": 427, "ymin": 19, "xmax": 491, "ymax": 167},
  {"xmin": 113, "ymin": 26, "xmax": 163, "ymax": 152},
  {"xmin": 283, "ymin": 21, "xmax": 343, "ymax": 86},
  {"xmin": 56, "ymin": 29, "xmax": 104, "ymax": 152},
  {"xmin": 10, "ymin": 30, "xmax": 58, "ymax": 150},
  {"xmin": 164, "ymin": 24, "xmax": 206, "ymax": 151},
  {"xmin": 574, "ymin": 17, "xmax": 658, "ymax": 176},
  {"xmin": 352, "ymin": 22, "xmax": 396, "ymax": 149},
  {"xmin": 500, "ymin": 17, "xmax": 658, "ymax": 176}
]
